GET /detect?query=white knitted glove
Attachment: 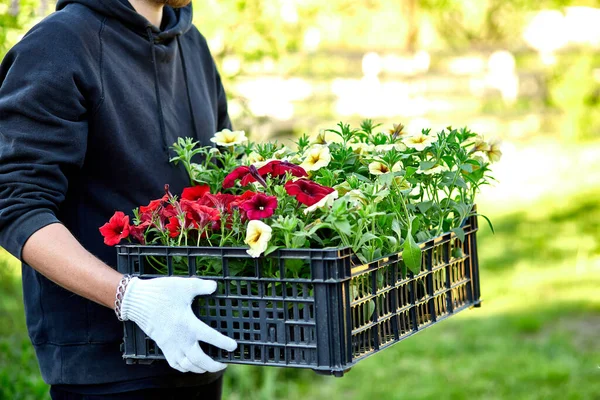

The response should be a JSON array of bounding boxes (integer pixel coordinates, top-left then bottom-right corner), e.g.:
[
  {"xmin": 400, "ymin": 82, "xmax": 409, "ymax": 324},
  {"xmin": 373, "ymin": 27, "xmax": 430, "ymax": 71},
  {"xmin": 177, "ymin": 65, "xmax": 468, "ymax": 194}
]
[{"xmin": 120, "ymin": 276, "xmax": 237, "ymax": 374}]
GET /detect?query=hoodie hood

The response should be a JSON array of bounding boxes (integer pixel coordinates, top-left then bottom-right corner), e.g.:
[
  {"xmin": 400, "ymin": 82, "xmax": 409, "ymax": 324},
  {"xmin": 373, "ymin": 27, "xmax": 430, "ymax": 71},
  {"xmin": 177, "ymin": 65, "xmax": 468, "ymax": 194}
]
[{"xmin": 56, "ymin": 0, "xmax": 193, "ymax": 41}]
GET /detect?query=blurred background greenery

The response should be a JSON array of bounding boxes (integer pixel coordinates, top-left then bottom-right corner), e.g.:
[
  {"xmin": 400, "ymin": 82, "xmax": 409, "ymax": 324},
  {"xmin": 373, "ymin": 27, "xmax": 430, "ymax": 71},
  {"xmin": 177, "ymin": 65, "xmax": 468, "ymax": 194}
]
[{"xmin": 1, "ymin": 0, "xmax": 600, "ymax": 399}]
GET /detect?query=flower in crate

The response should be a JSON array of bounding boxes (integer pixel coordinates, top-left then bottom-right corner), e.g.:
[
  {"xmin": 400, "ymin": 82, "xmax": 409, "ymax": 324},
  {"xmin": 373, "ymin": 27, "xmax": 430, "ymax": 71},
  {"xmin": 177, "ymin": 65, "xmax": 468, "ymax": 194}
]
[
  {"xmin": 180, "ymin": 201, "xmax": 220, "ymax": 231},
  {"xmin": 393, "ymin": 176, "xmax": 412, "ymax": 192},
  {"xmin": 129, "ymin": 220, "xmax": 150, "ymax": 244},
  {"xmin": 99, "ymin": 211, "xmax": 130, "ymax": 246},
  {"xmin": 244, "ymin": 220, "xmax": 272, "ymax": 258},
  {"xmin": 300, "ymin": 145, "xmax": 331, "ymax": 171},
  {"xmin": 222, "ymin": 166, "xmax": 252, "ymax": 188},
  {"xmin": 368, "ymin": 161, "xmax": 401, "ymax": 175},
  {"xmin": 405, "ymin": 132, "xmax": 436, "ymax": 151},
  {"xmin": 247, "ymin": 152, "xmax": 266, "ymax": 166},
  {"xmin": 259, "ymin": 160, "xmax": 307, "ymax": 179},
  {"xmin": 388, "ymin": 123, "xmax": 407, "ymax": 139},
  {"xmin": 284, "ymin": 179, "xmax": 336, "ymax": 207},
  {"xmin": 304, "ymin": 190, "xmax": 339, "ymax": 214},
  {"xmin": 199, "ymin": 193, "xmax": 238, "ymax": 214},
  {"xmin": 139, "ymin": 194, "xmax": 168, "ymax": 214},
  {"xmin": 486, "ymin": 138, "xmax": 502, "ymax": 163},
  {"xmin": 240, "ymin": 193, "xmax": 278, "ymax": 220},
  {"xmin": 181, "ymin": 185, "xmax": 210, "ymax": 201},
  {"xmin": 419, "ymin": 163, "xmax": 449, "ymax": 175},
  {"xmin": 344, "ymin": 189, "xmax": 368, "ymax": 206},
  {"xmin": 348, "ymin": 141, "xmax": 374, "ymax": 155},
  {"xmin": 210, "ymin": 128, "xmax": 247, "ymax": 147},
  {"xmin": 470, "ymin": 135, "xmax": 490, "ymax": 152},
  {"xmin": 165, "ymin": 216, "xmax": 184, "ymax": 238}
]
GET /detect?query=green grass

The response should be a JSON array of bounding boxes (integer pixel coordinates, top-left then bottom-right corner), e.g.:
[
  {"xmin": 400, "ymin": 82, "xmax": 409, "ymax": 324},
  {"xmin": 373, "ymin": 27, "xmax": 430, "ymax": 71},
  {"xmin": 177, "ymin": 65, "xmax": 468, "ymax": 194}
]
[{"xmin": 2, "ymin": 187, "xmax": 600, "ymax": 399}]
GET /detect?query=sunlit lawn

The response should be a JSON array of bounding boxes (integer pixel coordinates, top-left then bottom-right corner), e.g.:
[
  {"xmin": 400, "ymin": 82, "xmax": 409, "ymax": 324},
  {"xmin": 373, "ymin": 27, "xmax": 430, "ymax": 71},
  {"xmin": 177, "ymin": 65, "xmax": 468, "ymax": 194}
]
[{"xmin": 1, "ymin": 144, "xmax": 599, "ymax": 399}]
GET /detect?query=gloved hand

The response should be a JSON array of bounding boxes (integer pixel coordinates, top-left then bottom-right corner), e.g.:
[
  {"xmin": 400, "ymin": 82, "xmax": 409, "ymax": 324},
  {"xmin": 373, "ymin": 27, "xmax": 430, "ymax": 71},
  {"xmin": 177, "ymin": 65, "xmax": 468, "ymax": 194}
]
[{"xmin": 120, "ymin": 276, "xmax": 237, "ymax": 374}]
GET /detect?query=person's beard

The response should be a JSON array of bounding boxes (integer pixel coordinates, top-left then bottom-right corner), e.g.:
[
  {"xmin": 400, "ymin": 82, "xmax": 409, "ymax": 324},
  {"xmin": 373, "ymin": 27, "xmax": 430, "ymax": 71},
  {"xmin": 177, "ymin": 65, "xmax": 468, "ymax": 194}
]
[{"xmin": 148, "ymin": 0, "xmax": 191, "ymax": 8}]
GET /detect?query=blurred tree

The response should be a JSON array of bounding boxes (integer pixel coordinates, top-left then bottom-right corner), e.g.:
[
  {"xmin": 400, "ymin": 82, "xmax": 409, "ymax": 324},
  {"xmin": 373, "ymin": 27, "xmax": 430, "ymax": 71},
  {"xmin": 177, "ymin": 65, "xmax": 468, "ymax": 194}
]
[
  {"xmin": 0, "ymin": 0, "xmax": 45, "ymax": 59},
  {"xmin": 419, "ymin": 0, "xmax": 600, "ymax": 49}
]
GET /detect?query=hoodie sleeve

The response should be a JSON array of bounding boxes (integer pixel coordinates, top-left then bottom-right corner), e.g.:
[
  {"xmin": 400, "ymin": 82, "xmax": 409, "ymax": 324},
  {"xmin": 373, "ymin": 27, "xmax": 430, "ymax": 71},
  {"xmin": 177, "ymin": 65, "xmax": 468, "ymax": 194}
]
[
  {"xmin": 215, "ymin": 69, "xmax": 232, "ymax": 132},
  {"xmin": 0, "ymin": 20, "xmax": 97, "ymax": 261}
]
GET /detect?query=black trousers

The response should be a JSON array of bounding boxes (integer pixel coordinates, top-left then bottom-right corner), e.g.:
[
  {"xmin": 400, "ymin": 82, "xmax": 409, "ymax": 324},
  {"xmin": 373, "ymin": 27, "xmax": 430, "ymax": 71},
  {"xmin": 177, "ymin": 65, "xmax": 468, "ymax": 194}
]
[{"xmin": 49, "ymin": 376, "xmax": 223, "ymax": 400}]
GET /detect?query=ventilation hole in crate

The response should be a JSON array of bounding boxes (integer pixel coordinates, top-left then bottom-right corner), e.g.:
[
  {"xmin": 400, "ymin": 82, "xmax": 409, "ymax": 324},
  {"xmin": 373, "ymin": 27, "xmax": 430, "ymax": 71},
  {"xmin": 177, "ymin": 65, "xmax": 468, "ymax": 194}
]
[
  {"xmin": 417, "ymin": 302, "xmax": 431, "ymax": 326},
  {"xmin": 414, "ymin": 277, "xmax": 427, "ymax": 301},
  {"xmin": 147, "ymin": 340, "xmax": 159, "ymax": 356},
  {"xmin": 351, "ymin": 327, "xmax": 376, "ymax": 357},
  {"xmin": 397, "ymin": 283, "xmax": 410, "ymax": 309},
  {"xmin": 452, "ymin": 284, "xmax": 468, "ymax": 308},
  {"xmin": 132, "ymin": 259, "xmax": 141, "ymax": 274},
  {"xmin": 434, "ymin": 293, "xmax": 447, "ymax": 317},
  {"xmin": 397, "ymin": 310, "xmax": 412, "ymax": 336},
  {"xmin": 432, "ymin": 268, "xmax": 446, "ymax": 293},
  {"xmin": 378, "ymin": 317, "xmax": 395, "ymax": 346}
]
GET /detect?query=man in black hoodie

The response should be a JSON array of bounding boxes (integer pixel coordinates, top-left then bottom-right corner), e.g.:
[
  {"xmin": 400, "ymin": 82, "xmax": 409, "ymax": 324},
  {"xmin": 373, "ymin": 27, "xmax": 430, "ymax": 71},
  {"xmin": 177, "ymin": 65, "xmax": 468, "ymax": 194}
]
[{"xmin": 0, "ymin": 0, "xmax": 238, "ymax": 398}]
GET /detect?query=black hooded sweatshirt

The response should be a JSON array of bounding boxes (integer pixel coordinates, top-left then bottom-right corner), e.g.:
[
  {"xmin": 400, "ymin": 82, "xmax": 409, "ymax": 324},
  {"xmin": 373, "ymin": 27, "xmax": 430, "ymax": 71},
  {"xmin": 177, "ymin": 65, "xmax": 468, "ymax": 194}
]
[{"xmin": 0, "ymin": 0, "xmax": 230, "ymax": 389}]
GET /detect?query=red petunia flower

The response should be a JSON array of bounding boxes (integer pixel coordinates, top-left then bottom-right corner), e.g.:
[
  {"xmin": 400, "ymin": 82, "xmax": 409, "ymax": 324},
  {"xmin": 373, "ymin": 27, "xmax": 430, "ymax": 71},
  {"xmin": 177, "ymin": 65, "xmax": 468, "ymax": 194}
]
[
  {"xmin": 228, "ymin": 190, "xmax": 256, "ymax": 219},
  {"xmin": 223, "ymin": 166, "xmax": 251, "ymax": 189},
  {"xmin": 159, "ymin": 204, "xmax": 178, "ymax": 221},
  {"xmin": 181, "ymin": 185, "xmax": 210, "ymax": 201},
  {"xmin": 198, "ymin": 193, "xmax": 238, "ymax": 214},
  {"xmin": 165, "ymin": 216, "xmax": 183, "ymax": 238},
  {"xmin": 139, "ymin": 194, "xmax": 169, "ymax": 214},
  {"xmin": 99, "ymin": 211, "xmax": 130, "ymax": 246},
  {"xmin": 181, "ymin": 200, "xmax": 221, "ymax": 231},
  {"xmin": 129, "ymin": 220, "xmax": 151, "ymax": 244},
  {"xmin": 240, "ymin": 193, "xmax": 278, "ymax": 220},
  {"xmin": 259, "ymin": 160, "xmax": 307, "ymax": 179},
  {"xmin": 284, "ymin": 179, "xmax": 335, "ymax": 207}
]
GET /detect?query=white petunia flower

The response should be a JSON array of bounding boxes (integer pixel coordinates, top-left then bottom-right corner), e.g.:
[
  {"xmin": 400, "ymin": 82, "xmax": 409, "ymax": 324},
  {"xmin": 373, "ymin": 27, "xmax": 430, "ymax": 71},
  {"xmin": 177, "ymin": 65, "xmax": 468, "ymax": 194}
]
[
  {"xmin": 303, "ymin": 190, "xmax": 339, "ymax": 214},
  {"xmin": 247, "ymin": 152, "xmax": 265, "ymax": 165},
  {"xmin": 404, "ymin": 133, "xmax": 435, "ymax": 151},
  {"xmin": 300, "ymin": 145, "xmax": 331, "ymax": 171},
  {"xmin": 486, "ymin": 138, "xmax": 502, "ymax": 163},
  {"xmin": 244, "ymin": 220, "xmax": 272, "ymax": 258},
  {"xmin": 368, "ymin": 161, "xmax": 402, "ymax": 175},
  {"xmin": 210, "ymin": 129, "xmax": 247, "ymax": 147},
  {"xmin": 420, "ymin": 163, "xmax": 449, "ymax": 175}
]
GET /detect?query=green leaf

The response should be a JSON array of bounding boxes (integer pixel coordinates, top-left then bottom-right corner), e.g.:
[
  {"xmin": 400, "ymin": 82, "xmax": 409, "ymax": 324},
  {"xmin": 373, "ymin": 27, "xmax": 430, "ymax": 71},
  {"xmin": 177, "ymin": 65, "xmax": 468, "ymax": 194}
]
[
  {"xmin": 416, "ymin": 200, "xmax": 434, "ymax": 214},
  {"xmin": 402, "ymin": 221, "xmax": 422, "ymax": 274},
  {"xmin": 460, "ymin": 163, "xmax": 473, "ymax": 173},
  {"xmin": 291, "ymin": 234, "xmax": 307, "ymax": 248},
  {"xmin": 363, "ymin": 300, "xmax": 376, "ymax": 321},
  {"xmin": 405, "ymin": 166, "xmax": 418, "ymax": 178},
  {"xmin": 451, "ymin": 227, "xmax": 465, "ymax": 242},
  {"xmin": 419, "ymin": 160, "xmax": 436, "ymax": 170},
  {"xmin": 264, "ymin": 245, "xmax": 281, "ymax": 256},
  {"xmin": 477, "ymin": 213, "xmax": 495, "ymax": 234},
  {"xmin": 415, "ymin": 231, "xmax": 430, "ymax": 243},
  {"xmin": 356, "ymin": 232, "xmax": 379, "ymax": 248},
  {"xmin": 332, "ymin": 220, "xmax": 353, "ymax": 237},
  {"xmin": 391, "ymin": 219, "xmax": 403, "ymax": 239}
]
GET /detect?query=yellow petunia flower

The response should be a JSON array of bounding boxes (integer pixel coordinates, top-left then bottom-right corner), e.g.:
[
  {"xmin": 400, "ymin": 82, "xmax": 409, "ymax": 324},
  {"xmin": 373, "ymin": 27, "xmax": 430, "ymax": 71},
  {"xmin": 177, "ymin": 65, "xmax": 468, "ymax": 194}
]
[
  {"xmin": 486, "ymin": 138, "xmax": 502, "ymax": 163},
  {"xmin": 210, "ymin": 129, "xmax": 247, "ymax": 147},
  {"xmin": 304, "ymin": 190, "xmax": 339, "ymax": 214},
  {"xmin": 244, "ymin": 220, "xmax": 272, "ymax": 258},
  {"xmin": 404, "ymin": 133, "xmax": 435, "ymax": 151},
  {"xmin": 300, "ymin": 145, "xmax": 331, "ymax": 171},
  {"xmin": 368, "ymin": 161, "xmax": 402, "ymax": 175}
]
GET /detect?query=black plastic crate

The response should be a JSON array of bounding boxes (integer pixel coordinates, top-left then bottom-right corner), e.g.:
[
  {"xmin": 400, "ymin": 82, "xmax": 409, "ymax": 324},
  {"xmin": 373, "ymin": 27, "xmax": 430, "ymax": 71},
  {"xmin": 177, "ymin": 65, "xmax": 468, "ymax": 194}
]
[{"xmin": 117, "ymin": 214, "xmax": 481, "ymax": 376}]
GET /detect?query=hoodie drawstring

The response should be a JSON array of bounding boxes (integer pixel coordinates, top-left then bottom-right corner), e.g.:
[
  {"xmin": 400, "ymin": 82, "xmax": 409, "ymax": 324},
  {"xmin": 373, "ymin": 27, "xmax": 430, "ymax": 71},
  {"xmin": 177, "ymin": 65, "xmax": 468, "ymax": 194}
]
[
  {"xmin": 176, "ymin": 37, "xmax": 199, "ymax": 141},
  {"xmin": 146, "ymin": 27, "xmax": 169, "ymax": 157}
]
